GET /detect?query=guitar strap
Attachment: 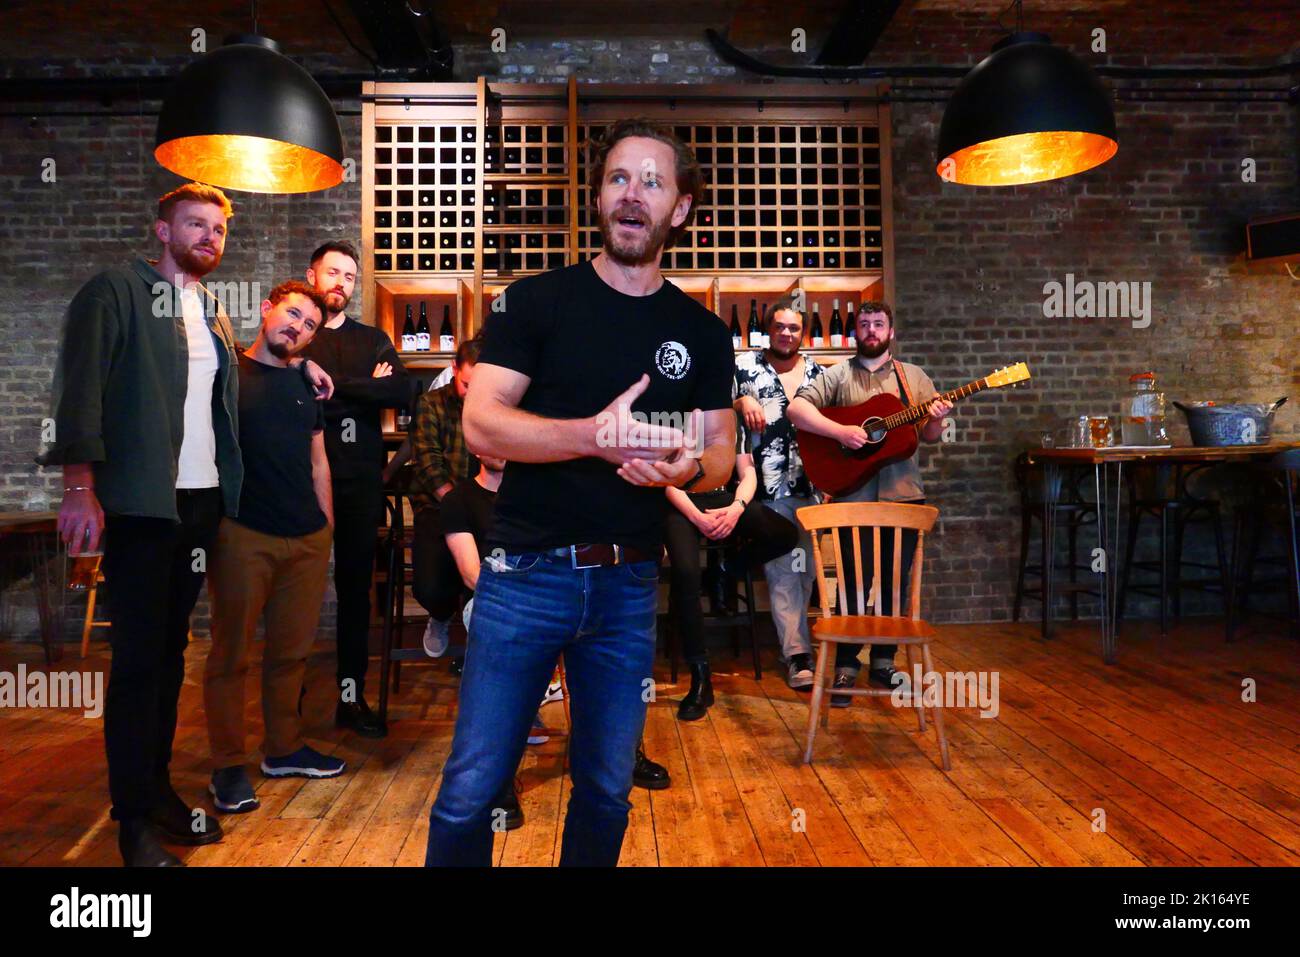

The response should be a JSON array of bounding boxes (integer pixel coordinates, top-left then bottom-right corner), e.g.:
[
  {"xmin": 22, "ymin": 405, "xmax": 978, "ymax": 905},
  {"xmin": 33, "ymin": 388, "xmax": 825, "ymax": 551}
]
[{"xmin": 892, "ymin": 358, "xmax": 915, "ymax": 408}]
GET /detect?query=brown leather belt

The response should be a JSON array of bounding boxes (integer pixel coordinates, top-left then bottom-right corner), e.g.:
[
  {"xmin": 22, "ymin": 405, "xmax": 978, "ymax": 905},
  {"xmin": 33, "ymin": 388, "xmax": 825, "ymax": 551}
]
[{"xmin": 544, "ymin": 543, "xmax": 662, "ymax": 569}]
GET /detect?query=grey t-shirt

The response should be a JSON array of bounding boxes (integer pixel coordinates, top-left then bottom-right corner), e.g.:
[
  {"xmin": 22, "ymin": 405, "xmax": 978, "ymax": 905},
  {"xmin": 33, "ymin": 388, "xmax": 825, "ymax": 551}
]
[{"xmin": 795, "ymin": 355, "xmax": 936, "ymax": 502}]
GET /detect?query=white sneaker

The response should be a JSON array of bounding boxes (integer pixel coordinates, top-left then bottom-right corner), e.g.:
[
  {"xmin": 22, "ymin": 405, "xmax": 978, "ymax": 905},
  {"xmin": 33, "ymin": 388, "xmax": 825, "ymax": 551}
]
[
  {"xmin": 422, "ymin": 617, "xmax": 450, "ymax": 658},
  {"xmin": 540, "ymin": 677, "xmax": 564, "ymax": 706}
]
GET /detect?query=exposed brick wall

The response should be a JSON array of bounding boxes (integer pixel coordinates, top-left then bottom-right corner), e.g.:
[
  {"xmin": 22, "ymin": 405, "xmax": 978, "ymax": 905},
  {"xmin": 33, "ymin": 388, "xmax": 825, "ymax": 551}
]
[{"xmin": 1, "ymin": 30, "xmax": 1295, "ymax": 637}]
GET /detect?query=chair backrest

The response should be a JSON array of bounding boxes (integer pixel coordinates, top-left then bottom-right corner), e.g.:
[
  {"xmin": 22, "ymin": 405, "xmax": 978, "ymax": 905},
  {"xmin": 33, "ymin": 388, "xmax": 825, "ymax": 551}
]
[{"xmin": 796, "ymin": 502, "xmax": 939, "ymax": 621}]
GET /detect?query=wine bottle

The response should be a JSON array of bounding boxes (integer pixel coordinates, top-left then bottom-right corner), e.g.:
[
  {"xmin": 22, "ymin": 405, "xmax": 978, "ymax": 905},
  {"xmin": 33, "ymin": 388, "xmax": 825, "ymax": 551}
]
[
  {"xmin": 729, "ymin": 303, "xmax": 742, "ymax": 350},
  {"xmin": 810, "ymin": 306, "xmax": 824, "ymax": 348},
  {"xmin": 416, "ymin": 302, "xmax": 431, "ymax": 352},
  {"xmin": 829, "ymin": 299, "xmax": 843, "ymax": 348},
  {"xmin": 760, "ymin": 303, "xmax": 770, "ymax": 349},
  {"xmin": 438, "ymin": 304, "xmax": 455, "ymax": 352},
  {"xmin": 747, "ymin": 298, "xmax": 761, "ymax": 349},
  {"xmin": 401, "ymin": 304, "xmax": 417, "ymax": 352}
]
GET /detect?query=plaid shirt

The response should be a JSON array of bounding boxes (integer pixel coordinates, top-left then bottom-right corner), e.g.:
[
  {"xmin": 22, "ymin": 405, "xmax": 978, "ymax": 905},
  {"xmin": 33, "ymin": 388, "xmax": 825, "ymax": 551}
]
[{"xmin": 409, "ymin": 383, "xmax": 478, "ymax": 513}]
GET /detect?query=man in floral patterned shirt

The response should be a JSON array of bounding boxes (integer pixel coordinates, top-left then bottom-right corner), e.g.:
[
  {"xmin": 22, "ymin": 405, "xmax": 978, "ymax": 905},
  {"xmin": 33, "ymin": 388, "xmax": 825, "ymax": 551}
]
[{"xmin": 732, "ymin": 295, "xmax": 824, "ymax": 689}]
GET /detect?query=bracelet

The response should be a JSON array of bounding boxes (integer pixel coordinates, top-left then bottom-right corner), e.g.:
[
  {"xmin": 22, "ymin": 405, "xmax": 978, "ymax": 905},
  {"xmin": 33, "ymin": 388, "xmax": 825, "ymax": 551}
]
[
  {"xmin": 63, "ymin": 486, "xmax": 93, "ymax": 493},
  {"xmin": 733, "ymin": 498, "xmax": 748, "ymax": 509}
]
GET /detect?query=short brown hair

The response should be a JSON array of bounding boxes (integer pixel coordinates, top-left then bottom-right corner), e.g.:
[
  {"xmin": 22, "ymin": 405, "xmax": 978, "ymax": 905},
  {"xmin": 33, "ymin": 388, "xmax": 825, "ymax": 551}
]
[
  {"xmin": 768, "ymin": 293, "xmax": 805, "ymax": 330},
  {"xmin": 858, "ymin": 300, "xmax": 894, "ymax": 327},
  {"xmin": 588, "ymin": 118, "xmax": 706, "ymax": 250},
  {"xmin": 454, "ymin": 336, "xmax": 482, "ymax": 368},
  {"xmin": 157, "ymin": 182, "xmax": 234, "ymax": 223},
  {"xmin": 266, "ymin": 280, "xmax": 328, "ymax": 322}
]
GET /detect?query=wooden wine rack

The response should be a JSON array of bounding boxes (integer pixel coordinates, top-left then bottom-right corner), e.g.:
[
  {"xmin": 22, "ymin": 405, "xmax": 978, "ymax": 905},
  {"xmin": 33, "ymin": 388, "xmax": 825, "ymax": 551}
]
[{"xmin": 362, "ymin": 77, "xmax": 895, "ymax": 371}]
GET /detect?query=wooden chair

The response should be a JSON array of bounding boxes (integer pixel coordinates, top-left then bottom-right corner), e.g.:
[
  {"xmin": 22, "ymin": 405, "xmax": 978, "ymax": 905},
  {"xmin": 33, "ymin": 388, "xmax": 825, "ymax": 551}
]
[
  {"xmin": 796, "ymin": 502, "xmax": 950, "ymax": 770},
  {"xmin": 79, "ymin": 563, "xmax": 110, "ymax": 657}
]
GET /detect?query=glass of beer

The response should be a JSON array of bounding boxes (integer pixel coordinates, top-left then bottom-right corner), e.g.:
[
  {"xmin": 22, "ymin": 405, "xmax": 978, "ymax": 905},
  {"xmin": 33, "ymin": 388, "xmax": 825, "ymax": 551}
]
[
  {"xmin": 68, "ymin": 531, "xmax": 103, "ymax": 591},
  {"xmin": 1088, "ymin": 415, "xmax": 1114, "ymax": 448}
]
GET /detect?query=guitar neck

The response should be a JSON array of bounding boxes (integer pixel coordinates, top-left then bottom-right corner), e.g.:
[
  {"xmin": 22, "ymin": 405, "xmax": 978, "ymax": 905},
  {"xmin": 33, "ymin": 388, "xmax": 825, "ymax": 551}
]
[{"xmin": 879, "ymin": 378, "xmax": 988, "ymax": 432}]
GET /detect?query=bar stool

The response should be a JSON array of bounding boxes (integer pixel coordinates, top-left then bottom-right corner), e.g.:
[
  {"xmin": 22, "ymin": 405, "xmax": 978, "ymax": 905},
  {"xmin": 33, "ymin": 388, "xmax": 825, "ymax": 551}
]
[
  {"xmin": 663, "ymin": 537, "xmax": 762, "ymax": 683},
  {"xmin": 1012, "ymin": 453, "xmax": 1099, "ymax": 625},
  {"xmin": 78, "ymin": 564, "xmax": 110, "ymax": 657},
  {"xmin": 375, "ymin": 465, "xmax": 467, "ymax": 725},
  {"xmin": 1116, "ymin": 462, "xmax": 1230, "ymax": 636},
  {"xmin": 1225, "ymin": 449, "xmax": 1300, "ymax": 641}
]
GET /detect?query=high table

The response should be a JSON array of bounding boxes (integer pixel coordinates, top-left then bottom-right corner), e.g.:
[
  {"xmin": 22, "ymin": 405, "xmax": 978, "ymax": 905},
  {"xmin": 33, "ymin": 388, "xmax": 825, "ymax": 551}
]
[
  {"xmin": 0, "ymin": 511, "xmax": 64, "ymax": 665},
  {"xmin": 1023, "ymin": 444, "xmax": 1300, "ymax": 664}
]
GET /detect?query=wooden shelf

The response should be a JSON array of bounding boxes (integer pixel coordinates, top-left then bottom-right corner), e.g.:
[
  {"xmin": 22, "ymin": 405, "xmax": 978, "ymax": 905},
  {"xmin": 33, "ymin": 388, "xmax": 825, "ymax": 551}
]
[{"xmin": 361, "ymin": 78, "xmax": 896, "ymax": 340}]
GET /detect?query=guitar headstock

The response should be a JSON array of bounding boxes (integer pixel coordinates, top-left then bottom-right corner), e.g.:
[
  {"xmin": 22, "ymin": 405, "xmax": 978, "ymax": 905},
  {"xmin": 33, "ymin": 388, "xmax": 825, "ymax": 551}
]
[{"xmin": 985, "ymin": 362, "xmax": 1031, "ymax": 389}]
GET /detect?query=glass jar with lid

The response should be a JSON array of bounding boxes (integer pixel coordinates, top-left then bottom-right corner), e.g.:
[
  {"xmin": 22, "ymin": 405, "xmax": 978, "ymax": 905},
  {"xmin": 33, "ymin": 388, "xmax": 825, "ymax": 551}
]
[{"xmin": 1121, "ymin": 372, "xmax": 1170, "ymax": 446}]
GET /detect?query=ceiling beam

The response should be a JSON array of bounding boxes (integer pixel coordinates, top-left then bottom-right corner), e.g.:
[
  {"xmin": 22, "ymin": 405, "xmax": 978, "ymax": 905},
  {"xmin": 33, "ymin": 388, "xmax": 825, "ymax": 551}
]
[{"xmin": 815, "ymin": 0, "xmax": 905, "ymax": 66}]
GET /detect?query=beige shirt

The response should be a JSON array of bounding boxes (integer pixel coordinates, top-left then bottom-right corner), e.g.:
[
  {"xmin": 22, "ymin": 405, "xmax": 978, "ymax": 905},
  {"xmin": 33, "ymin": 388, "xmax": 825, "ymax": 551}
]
[{"xmin": 794, "ymin": 355, "xmax": 937, "ymax": 502}]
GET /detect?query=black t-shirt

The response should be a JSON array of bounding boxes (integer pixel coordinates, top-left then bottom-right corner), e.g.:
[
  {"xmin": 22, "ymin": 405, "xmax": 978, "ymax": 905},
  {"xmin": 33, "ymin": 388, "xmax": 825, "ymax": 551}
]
[
  {"xmin": 233, "ymin": 353, "xmax": 328, "ymax": 537},
  {"xmin": 440, "ymin": 477, "xmax": 497, "ymax": 558},
  {"xmin": 479, "ymin": 260, "xmax": 735, "ymax": 551}
]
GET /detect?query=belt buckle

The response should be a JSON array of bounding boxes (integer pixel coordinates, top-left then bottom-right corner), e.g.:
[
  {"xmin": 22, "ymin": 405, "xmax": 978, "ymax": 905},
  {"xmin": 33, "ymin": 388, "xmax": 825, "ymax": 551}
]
[{"xmin": 569, "ymin": 543, "xmax": 620, "ymax": 569}]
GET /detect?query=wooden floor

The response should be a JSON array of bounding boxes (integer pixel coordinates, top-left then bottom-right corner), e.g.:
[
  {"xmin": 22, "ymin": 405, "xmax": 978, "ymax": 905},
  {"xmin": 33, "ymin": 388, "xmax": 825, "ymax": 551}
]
[{"xmin": 2, "ymin": 616, "xmax": 1298, "ymax": 867}]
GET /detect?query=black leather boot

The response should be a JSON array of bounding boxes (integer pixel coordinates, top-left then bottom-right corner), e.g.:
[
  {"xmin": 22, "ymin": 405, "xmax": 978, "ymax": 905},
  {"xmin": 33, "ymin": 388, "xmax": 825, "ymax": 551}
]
[
  {"xmin": 632, "ymin": 745, "xmax": 670, "ymax": 790},
  {"xmin": 676, "ymin": 662, "xmax": 714, "ymax": 721},
  {"xmin": 335, "ymin": 696, "xmax": 387, "ymax": 738},
  {"xmin": 119, "ymin": 819, "xmax": 184, "ymax": 867}
]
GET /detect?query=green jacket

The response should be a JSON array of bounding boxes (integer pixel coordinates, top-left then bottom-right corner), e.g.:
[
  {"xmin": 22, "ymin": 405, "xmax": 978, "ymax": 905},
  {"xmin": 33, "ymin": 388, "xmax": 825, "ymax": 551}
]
[{"xmin": 37, "ymin": 258, "xmax": 243, "ymax": 521}]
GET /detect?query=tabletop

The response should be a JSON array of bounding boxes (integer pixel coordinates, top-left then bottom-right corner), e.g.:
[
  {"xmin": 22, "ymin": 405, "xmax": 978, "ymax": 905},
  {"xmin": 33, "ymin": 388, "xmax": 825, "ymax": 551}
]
[{"xmin": 1025, "ymin": 442, "xmax": 1300, "ymax": 466}]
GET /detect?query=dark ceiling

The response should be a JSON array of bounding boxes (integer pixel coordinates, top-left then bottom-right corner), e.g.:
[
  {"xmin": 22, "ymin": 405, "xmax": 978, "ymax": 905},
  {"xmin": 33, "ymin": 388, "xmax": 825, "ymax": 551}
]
[{"xmin": 4, "ymin": 0, "xmax": 1296, "ymax": 69}]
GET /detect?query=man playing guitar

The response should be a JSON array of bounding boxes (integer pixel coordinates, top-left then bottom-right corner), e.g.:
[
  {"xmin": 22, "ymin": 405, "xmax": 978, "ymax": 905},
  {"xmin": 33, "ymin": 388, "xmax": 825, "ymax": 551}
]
[{"xmin": 786, "ymin": 301, "xmax": 952, "ymax": 705}]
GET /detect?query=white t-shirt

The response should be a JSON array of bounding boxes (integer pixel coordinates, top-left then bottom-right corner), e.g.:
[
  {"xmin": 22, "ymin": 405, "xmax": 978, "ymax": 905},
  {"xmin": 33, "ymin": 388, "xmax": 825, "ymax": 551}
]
[
  {"xmin": 429, "ymin": 364, "xmax": 454, "ymax": 391},
  {"xmin": 175, "ymin": 286, "xmax": 221, "ymax": 489}
]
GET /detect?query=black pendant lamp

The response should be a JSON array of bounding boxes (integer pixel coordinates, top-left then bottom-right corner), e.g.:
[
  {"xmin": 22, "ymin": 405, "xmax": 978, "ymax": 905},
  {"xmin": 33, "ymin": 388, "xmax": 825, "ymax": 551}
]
[
  {"xmin": 155, "ymin": 34, "xmax": 344, "ymax": 194},
  {"xmin": 936, "ymin": 22, "xmax": 1117, "ymax": 187}
]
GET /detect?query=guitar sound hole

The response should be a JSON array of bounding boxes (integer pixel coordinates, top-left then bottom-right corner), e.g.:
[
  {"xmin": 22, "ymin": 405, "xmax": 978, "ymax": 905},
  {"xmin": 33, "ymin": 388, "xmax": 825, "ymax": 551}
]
[{"xmin": 861, "ymin": 418, "xmax": 887, "ymax": 444}]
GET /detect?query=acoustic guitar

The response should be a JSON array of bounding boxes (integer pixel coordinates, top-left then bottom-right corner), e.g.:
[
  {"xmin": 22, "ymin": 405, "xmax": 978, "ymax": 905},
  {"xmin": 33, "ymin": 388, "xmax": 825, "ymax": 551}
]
[{"xmin": 796, "ymin": 362, "xmax": 1031, "ymax": 497}]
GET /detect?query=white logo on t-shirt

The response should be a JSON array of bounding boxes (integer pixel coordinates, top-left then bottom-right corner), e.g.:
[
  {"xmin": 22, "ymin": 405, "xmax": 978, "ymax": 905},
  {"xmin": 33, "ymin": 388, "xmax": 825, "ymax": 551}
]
[{"xmin": 655, "ymin": 341, "xmax": 691, "ymax": 380}]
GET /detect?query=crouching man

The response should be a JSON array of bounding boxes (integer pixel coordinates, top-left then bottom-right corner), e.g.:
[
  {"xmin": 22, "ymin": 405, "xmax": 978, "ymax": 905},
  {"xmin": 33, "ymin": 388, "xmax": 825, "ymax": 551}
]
[{"xmin": 204, "ymin": 281, "xmax": 341, "ymax": 813}]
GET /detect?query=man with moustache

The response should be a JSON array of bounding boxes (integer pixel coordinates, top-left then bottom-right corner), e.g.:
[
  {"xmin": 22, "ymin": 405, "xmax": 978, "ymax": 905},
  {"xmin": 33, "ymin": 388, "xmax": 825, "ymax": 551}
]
[
  {"xmin": 425, "ymin": 118, "xmax": 736, "ymax": 867},
  {"xmin": 38, "ymin": 183, "xmax": 333, "ymax": 866},
  {"xmin": 299, "ymin": 241, "xmax": 409, "ymax": 738},
  {"xmin": 732, "ymin": 296, "xmax": 826, "ymax": 691},
  {"xmin": 204, "ymin": 282, "xmax": 341, "ymax": 813},
  {"xmin": 786, "ymin": 302, "xmax": 952, "ymax": 705}
]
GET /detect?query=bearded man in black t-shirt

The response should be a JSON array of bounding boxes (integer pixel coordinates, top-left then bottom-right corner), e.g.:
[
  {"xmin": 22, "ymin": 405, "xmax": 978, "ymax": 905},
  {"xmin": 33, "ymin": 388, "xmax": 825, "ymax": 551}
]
[{"xmin": 425, "ymin": 119, "xmax": 737, "ymax": 868}]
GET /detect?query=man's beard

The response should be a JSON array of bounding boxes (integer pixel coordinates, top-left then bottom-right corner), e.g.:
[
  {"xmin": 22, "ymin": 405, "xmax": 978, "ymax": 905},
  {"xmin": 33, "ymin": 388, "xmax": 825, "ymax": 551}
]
[
  {"xmin": 856, "ymin": 333, "xmax": 891, "ymax": 359},
  {"xmin": 172, "ymin": 240, "xmax": 221, "ymax": 278},
  {"xmin": 768, "ymin": 338, "xmax": 800, "ymax": 360},
  {"xmin": 324, "ymin": 290, "xmax": 350, "ymax": 314},
  {"xmin": 266, "ymin": 338, "xmax": 292, "ymax": 359},
  {"xmin": 599, "ymin": 206, "xmax": 673, "ymax": 266}
]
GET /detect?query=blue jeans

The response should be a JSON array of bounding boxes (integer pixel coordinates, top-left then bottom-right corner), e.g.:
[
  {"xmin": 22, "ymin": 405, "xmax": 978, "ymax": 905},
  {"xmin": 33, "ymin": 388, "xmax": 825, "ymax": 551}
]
[{"xmin": 424, "ymin": 550, "xmax": 660, "ymax": 867}]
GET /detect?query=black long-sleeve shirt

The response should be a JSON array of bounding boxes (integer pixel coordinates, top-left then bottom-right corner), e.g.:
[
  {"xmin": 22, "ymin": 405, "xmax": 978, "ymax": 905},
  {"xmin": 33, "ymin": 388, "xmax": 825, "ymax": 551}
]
[{"xmin": 300, "ymin": 316, "xmax": 411, "ymax": 482}]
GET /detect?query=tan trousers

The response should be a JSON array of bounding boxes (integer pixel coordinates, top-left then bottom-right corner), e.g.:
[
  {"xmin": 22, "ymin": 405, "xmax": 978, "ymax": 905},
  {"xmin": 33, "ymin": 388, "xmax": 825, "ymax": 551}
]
[{"xmin": 204, "ymin": 517, "xmax": 333, "ymax": 769}]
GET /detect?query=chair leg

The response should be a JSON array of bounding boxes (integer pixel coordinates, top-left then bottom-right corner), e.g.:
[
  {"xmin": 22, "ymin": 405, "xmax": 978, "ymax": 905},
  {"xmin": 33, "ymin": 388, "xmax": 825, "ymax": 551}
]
[
  {"xmin": 905, "ymin": 644, "xmax": 926, "ymax": 733},
  {"xmin": 1210, "ymin": 505, "xmax": 1230, "ymax": 614},
  {"xmin": 377, "ymin": 536, "xmax": 397, "ymax": 725},
  {"xmin": 803, "ymin": 640, "xmax": 830, "ymax": 764},
  {"xmin": 745, "ymin": 568, "xmax": 761, "ymax": 681},
  {"xmin": 920, "ymin": 643, "xmax": 951, "ymax": 771},
  {"xmin": 1067, "ymin": 517, "xmax": 1080, "ymax": 621},
  {"xmin": 1225, "ymin": 509, "xmax": 1242, "ymax": 643},
  {"xmin": 1286, "ymin": 476, "xmax": 1300, "ymax": 639},
  {"xmin": 1116, "ymin": 506, "xmax": 1141, "ymax": 631},
  {"xmin": 1170, "ymin": 508, "xmax": 1185, "ymax": 625},
  {"xmin": 1159, "ymin": 508, "xmax": 1170, "ymax": 636},
  {"xmin": 80, "ymin": 578, "xmax": 98, "ymax": 658},
  {"xmin": 558, "ymin": 656, "xmax": 571, "ymax": 729},
  {"xmin": 1013, "ymin": 510, "xmax": 1031, "ymax": 623}
]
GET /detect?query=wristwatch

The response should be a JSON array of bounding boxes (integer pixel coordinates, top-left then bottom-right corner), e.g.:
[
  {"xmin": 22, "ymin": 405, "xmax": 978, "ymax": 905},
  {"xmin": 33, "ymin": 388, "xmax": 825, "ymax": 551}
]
[{"xmin": 679, "ymin": 458, "xmax": 706, "ymax": 490}]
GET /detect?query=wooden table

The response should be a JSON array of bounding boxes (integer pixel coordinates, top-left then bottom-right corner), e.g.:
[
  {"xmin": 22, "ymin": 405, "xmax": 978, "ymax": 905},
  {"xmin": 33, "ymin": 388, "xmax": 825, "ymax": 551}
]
[
  {"xmin": 1023, "ymin": 444, "xmax": 1300, "ymax": 663},
  {"xmin": 0, "ymin": 511, "xmax": 65, "ymax": 665}
]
